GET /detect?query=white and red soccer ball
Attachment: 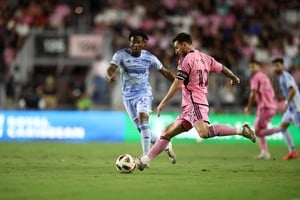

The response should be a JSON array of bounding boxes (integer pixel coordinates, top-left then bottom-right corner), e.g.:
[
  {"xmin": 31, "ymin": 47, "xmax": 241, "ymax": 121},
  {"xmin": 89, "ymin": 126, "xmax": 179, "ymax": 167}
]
[{"xmin": 115, "ymin": 154, "xmax": 136, "ymax": 173}]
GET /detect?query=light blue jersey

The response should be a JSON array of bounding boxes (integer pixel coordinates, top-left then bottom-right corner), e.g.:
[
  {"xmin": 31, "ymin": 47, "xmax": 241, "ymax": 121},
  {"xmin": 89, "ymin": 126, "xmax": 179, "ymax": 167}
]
[
  {"xmin": 280, "ymin": 71, "xmax": 300, "ymax": 112},
  {"xmin": 111, "ymin": 48, "xmax": 163, "ymax": 99},
  {"xmin": 280, "ymin": 71, "xmax": 300, "ymax": 126}
]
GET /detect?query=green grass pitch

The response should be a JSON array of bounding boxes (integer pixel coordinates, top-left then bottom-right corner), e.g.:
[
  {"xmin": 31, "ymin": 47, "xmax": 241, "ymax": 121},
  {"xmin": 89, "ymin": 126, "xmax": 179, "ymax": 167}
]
[{"xmin": 1, "ymin": 142, "xmax": 300, "ymax": 200}]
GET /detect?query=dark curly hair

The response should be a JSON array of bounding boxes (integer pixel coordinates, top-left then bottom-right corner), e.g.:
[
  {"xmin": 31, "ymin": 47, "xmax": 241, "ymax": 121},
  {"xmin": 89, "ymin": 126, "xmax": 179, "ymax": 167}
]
[{"xmin": 128, "ymin": 30, "xmax": 148, "ymax": 42}]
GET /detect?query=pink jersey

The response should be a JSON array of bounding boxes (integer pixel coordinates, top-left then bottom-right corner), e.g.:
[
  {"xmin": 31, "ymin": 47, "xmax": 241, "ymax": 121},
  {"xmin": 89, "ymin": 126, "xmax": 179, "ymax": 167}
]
[
  {"xmin": 176, "ymin": 50, "xmax": 223, "ymax": 107},
  {"xmin": 250, "ymin": 71, "xmax": 277, "ymax": 110}
]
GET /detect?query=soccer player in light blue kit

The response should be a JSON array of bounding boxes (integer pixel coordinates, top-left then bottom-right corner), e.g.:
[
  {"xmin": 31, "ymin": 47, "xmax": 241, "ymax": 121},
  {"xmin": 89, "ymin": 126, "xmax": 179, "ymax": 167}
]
[
  {"xmin": 260, "ymin": 58, "xmax": 299, "ymax": 160},
  {"xmin": 106, "ymin": 31, "xmax": 176, "ymax": 163},
  {"xmin": 273, "ymin": 58, "xmax": 299, "ymax": 160}
]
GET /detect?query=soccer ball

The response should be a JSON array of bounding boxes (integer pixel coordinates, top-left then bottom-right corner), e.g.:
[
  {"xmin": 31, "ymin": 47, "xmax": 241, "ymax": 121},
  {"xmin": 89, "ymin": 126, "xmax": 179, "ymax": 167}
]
[{"xmin": 115, "ymin": 154, "xmax": 136, "ymax": 173}]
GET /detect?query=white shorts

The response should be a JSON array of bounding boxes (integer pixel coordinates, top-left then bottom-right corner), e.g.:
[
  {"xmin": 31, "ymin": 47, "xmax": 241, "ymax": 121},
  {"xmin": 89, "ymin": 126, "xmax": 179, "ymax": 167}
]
[
  {"xmin": 282, "ymin": 109, "xmax": 300, "ymax": 127},
  {"xmin": 123, "ymin": 96, "xmax": 153, "ymax": 121}
]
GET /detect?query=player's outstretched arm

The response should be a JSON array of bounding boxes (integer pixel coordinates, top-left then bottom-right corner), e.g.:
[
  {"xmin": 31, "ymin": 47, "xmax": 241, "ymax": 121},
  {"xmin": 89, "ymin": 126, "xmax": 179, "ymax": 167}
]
[
  {"xmin": 159, "ymin": 67, "xmax": 175, "ymax": 82},
  {"xmin": 221, "ymin": 65, "xmax": 240, "ymax": 85},
  {"xmin": 106, "ymin": 64, "xmax": 118, "ymax": 82},
  {"xmin": 244, "ymin": 90, "xmax": 256, "ymax": 114},
  {"xmin": 157, "ymin": 78, "xmax": 182, "ymax": 117}
]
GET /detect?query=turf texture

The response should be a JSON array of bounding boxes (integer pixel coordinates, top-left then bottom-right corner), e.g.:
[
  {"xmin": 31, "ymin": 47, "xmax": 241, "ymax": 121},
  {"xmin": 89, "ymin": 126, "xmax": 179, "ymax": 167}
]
[{"xmin": 0, "ymin": 142, "xmax": 299, "ymax": 200}]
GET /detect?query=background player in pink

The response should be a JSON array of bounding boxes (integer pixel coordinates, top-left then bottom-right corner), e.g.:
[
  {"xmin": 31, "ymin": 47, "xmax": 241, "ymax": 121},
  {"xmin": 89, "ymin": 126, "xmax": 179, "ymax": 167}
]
[
  {"xmin": 244, "ymin": 60, "xmax": 278, "ymax": 159},
  {"xmin": 135, "ymin": 32, "xmax": 256, "ymax": 170},
  {"xmin": 252, "ymin": 58, "xmax": 299, "ymax": 160}
]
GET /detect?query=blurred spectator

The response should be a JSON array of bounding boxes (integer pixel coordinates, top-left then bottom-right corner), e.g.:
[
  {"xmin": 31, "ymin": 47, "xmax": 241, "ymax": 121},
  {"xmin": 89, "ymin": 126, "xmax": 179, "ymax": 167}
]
[
  {"xmin": 292, "ymin": 68, "xmax": 300, "ymax": 88},
  {"xmin": 67, "ymin": 67, "xmax": 87, "ymax": 109},
  {"xmin": 5, "ymin": 75, "xmax": 14, "ymax": 109},
  {"xmin": 86, "ymin": 55, "xmax": 109, "ymax": 104},
  {"xmin": 18, "ymin": 73, "xmax": 45, "ymax": 110},
  {"xmin": 76, "ymin": 89, "xmax": 92, "ymax": 110},
  {"xmin": 218, "ymin": 80, "xmax": 236, "ymax": 105},
  {"xmin": 283, "ymin": 33, "xmax": 299, "ymax": 58},
  {"xmin": 0, "ymin": 72, "xmax": 6, "ymax": 109},
  {"xmin": 5, "ymin": 66, "xmax": 22, "ymax": 108},
  {"xmin": 48, "ymin": 1, "xmax": 71, "ymax": 29},
  {"xmin": 294, "ymin": 45, "xmax": 300, "ymax": 68},
  {"xmin": 0, "ymin": 47, "xmax": 8, "ymax": 109},
  {"xmin": 42, "ymin": 75, "xmax": 58, "ymax": 109}
]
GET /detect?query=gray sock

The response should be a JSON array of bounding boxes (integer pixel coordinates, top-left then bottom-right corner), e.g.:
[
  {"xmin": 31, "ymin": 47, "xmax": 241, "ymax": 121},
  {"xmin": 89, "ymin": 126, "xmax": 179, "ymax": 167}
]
[
  {"xmin": 139, "ymin": 121, "xmax": 152, "ymax": 155},
  {"xmin": 281, "ymin": 129, "xmax": 295, "ymax": 152}
]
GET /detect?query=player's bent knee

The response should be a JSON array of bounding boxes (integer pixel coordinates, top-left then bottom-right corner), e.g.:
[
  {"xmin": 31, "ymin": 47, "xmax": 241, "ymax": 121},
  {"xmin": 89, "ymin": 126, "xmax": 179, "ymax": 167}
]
[
  {"xmin": 197, "ymin": 131, "xmax": 209, "ymax": 139},
  {"xmin": 195, "ymin": 124, "xmax": 209, "ymax": 138}
]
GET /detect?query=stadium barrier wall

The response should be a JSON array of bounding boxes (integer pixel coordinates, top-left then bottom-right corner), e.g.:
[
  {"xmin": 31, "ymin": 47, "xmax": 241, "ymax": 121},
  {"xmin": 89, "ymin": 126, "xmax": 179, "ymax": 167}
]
[
  {"xmin": 0, "ymin": 111, "xmax": 299, "ymax": 144},
  {"xmin": 0, "ymin": 111, "xmax": 125, "ymax": 142},
  {"xmin": 127, "ymin": 113, "xmax": 300, "ymax": 144}
]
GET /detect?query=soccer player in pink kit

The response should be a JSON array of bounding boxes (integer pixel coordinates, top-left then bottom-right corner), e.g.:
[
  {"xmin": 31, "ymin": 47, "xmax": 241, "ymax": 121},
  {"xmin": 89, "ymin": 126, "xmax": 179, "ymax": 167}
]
[
  {"xmin": 135, "ymin": 32, "xmax": 256, "ymax": 170},
  {"xmin": 250, "ymin": 58, "xmax": 298, "ymax": 160},
  {"xmin": 244, "ymin": 60, "xmax": 278, "ymax": 159}
]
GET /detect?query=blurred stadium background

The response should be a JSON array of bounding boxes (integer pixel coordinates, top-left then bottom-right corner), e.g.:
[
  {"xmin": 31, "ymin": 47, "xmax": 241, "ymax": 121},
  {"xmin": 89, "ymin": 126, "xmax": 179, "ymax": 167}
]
[
  {"xmin": 1, "ymin": 2, "xmax": 300, "ymax": 200},
  {"xmin": 0, "ymin": 0, "xmax": 299, "ymax": 143}
]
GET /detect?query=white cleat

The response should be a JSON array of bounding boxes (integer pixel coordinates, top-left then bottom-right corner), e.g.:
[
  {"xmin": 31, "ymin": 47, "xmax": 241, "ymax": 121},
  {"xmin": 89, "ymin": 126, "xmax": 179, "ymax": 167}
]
[
  {"xmin": 165, "ymin": 142, "xmax": 176, "ymax": 164},
  {"xmin": 255, "ymin": 151, "xmax": 270, "ymax": 160},
  {"xmin": 134, "ymin": 157, "xmax": 147, "ymax": 171}
]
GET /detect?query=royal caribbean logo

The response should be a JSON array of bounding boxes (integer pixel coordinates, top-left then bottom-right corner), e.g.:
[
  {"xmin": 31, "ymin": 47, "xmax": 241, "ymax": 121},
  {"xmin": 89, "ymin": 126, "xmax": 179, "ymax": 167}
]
[
  {"xmin": 6, "ymin": 116, "xmax": 85, "ymax": 139},
  {"xmin": 0, "ymin": 114, "xmax": 4, "ymax": 138}
]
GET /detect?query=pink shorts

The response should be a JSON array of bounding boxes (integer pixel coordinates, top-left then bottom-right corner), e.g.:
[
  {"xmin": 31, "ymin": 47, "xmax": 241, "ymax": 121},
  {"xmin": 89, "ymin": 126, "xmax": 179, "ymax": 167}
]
[
  {"xmin": 175, "ymin": 103, "xmax": 209, "ymax": 131},
  {"xmin": 255, "ymin": 107, "xmax": 277, "ymax": 131}
]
